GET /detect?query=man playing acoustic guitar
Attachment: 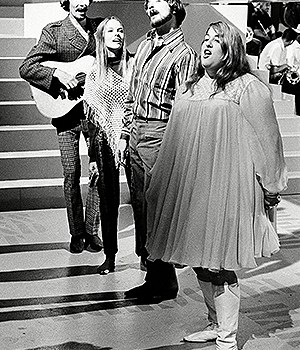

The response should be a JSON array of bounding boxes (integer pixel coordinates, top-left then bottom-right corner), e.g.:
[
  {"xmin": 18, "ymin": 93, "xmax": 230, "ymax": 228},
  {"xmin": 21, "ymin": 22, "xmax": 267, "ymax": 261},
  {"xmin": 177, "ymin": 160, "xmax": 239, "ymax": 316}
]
[{"xmin": 19, "ymin": 0, "xmax": 104, "ymax": 253}]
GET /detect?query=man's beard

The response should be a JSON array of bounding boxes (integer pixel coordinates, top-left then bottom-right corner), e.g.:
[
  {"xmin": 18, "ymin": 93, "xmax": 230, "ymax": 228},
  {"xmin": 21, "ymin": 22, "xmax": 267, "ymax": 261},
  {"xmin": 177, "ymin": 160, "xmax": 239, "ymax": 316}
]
[{"xmin": 151, "ymin": 12, "xmax": 173, "ymax": 28}]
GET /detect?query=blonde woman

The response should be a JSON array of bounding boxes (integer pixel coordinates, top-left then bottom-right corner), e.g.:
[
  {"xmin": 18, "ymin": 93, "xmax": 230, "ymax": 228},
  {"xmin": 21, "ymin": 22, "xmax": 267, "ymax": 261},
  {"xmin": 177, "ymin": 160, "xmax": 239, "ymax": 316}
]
[{"xmin": 83, "ymin": 16, "xmax": 134, "ymax": 274}]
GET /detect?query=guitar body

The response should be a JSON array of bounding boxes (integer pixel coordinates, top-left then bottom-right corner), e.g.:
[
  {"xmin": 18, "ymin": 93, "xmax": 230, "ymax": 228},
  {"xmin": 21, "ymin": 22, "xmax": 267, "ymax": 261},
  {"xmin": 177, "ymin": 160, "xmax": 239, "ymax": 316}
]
[{"xmin": 30, "ymin": 55, "xmax": 95, "ymax": 118}]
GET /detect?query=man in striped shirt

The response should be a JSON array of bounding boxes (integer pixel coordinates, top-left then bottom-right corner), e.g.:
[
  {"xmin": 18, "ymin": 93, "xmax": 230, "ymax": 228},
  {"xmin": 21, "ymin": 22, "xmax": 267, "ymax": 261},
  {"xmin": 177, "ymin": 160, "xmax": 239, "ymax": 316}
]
[{"xmin": 118, "ymin": 0, "xmax": 197, "ymax": 301}]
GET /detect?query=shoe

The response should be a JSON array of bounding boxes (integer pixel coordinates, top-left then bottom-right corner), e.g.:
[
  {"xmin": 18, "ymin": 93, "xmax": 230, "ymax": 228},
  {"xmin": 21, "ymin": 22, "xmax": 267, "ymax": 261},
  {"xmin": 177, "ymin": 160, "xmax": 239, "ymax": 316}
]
[
  {"xmin": 183, "ymin": 323, "xmax": 218, "ymax": 343},
  {"xmin": 97, "ymin": 256, "xmax": 115, "ymax": 275},
  {"xmin": 70, "ymin": 236, "xmax": 84, "ymax": 254},
  {"xmin": 85, "ymin": 235, "xmax": 103, "ymax": 251},
  {"xmin": 124, "ymin": 282, "xmax": 178, "ymax": 302}
]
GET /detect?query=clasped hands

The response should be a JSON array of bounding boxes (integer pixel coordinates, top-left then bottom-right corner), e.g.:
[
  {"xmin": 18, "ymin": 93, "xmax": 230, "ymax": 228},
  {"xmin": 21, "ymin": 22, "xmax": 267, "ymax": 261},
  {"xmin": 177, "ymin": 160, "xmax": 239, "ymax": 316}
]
[{"xmin": 264, "ymin": 189, "xmax": 281, "ymax": 210}]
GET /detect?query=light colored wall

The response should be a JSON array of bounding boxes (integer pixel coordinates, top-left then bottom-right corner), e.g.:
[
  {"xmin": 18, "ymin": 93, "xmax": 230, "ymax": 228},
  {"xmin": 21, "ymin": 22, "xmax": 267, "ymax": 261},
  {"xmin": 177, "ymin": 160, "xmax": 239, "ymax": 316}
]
[
  {"xmin": 24, "ymin": 2, "xmax": 66, "ymax": 39},
  {"xmin": 23, "ymin": 1, "xmax": 248, "ymax": 52}
]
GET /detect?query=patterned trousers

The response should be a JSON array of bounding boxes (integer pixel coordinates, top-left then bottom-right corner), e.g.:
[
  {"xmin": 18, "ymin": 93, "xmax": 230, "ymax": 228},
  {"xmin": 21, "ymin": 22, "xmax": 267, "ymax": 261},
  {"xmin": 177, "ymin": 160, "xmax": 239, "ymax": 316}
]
[{"xmin": 58, "ymin": 123, "xmax": 100, "ymax": 237}]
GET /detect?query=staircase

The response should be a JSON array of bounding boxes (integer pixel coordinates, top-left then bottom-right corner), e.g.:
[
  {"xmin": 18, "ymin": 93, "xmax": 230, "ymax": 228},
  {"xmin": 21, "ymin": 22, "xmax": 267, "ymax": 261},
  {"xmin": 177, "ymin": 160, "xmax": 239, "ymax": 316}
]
[
  {"xmin": 272, "ymin": 85, "xmax": 300, "ymax": 195},
  {"xmin": 0, "ymin": 5, "xmax": 299, "ymax": 212},
  {"xmin": 250, "ymin": 61, "xmax": 300, "ymax": 196},
  {"xmin": 0, "ymin": 5, "xmax": 129, "ymax": 211}
]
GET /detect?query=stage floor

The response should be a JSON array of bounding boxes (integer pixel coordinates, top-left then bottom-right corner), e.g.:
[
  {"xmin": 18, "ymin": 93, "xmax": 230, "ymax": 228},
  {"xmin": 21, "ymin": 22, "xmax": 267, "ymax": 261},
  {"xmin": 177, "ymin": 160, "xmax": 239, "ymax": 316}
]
[{"xmin": 0, "ymin": 196, "xmax": 300, "ymax": 350}]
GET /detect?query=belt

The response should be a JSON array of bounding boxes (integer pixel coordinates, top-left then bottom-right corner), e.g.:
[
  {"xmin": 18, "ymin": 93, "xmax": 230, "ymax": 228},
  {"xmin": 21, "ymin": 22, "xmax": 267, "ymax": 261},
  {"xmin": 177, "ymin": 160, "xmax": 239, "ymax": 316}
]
[{"xmin": 134, "ymin": 115, "xmax": 168, "ymax": 122}]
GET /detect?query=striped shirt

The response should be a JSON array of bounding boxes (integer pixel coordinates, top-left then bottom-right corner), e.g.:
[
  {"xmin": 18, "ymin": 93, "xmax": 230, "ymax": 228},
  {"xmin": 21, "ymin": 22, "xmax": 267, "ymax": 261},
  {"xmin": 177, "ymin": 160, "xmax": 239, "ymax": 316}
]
[{"xmin": 121, "ymin": 27, "xmax": 197, "ymax": 138}]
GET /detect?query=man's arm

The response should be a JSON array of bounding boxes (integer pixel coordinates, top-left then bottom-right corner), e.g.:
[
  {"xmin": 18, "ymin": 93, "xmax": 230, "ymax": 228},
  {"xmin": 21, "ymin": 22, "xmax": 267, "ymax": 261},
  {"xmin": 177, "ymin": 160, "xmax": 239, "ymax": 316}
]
[
  {"xmin": 19, "ymin": 26, "xmax": 59, "ymax": 94},
  {"xmin": 19, "ymin": 24, "xmax": 80, "ymax": 98},
  {"xmin": 174, "ymin": 47, "xmax": 197, "ymax": 88}
]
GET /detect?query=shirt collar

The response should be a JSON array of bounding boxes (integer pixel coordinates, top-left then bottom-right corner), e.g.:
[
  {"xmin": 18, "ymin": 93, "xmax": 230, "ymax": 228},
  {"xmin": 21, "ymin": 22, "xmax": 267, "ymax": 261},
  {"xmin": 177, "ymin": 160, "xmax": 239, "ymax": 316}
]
[
  {"xmin": 69, "ymin": 14, "xmax": 89, "ymax": 41},
  {"xmin": 146, "ymin": 27, "xmax": 184, "ymax": 52}
]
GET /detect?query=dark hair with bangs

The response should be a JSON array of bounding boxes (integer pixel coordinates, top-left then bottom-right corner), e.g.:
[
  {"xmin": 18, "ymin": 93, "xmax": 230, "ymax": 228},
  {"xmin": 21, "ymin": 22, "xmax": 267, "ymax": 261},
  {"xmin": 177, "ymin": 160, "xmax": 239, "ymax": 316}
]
[
  {"xmin": 185, "ymin": 21, "xmax": 251, "ymax": 94},
  {"xmin": 144, "ymin": 0, "xmax": 186, "ymax": 26},
  {"xmin": 60, "ymin": 0, "xmax": 93, "ymax": 12}
]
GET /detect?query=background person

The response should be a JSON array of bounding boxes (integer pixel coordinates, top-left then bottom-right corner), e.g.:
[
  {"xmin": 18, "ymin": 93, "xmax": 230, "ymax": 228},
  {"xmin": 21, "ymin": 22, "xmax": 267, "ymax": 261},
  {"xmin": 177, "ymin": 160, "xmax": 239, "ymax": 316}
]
[
  {"xmin": 281, "ymin": 35, "xmax": 300, "ymax": 116},
  {"xmin": 145, "ymin": 21, "xmax": 287, "ymax": 349},
  {"xmin": 118, "ymin": 0, "xmax": 197, "ymax": 301},
  {"xmin": 83, "ymin": 16, "xmax": 134, "ymax": 274},
  {"xmin": 249, "ymin": 2, "xmax": 277, "ymax": 50},
  {"xmin": 258, "ymin": 28, "xmax": 297, "ymax": 84},
  {"xmin": 19, "ymin": 0, "xmax": 103, "ymax": 253}
]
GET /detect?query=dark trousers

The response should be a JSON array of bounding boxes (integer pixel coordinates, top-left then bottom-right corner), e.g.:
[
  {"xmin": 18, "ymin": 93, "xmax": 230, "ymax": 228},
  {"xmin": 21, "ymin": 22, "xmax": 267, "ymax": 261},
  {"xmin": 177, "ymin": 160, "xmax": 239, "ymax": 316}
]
[
  {"xmin": 193, "ymin": 267, "xmax": 238, "ymax": 286},
  {"xmin": 94, "ymin": 130, "xmax": 120, "ymax": 257},
  {"xmin": 129, "ymin": 119, "xmax": 167, "ymax": 258},
  {"xmin": 282, "ymin": 78, "xmax": 300, "ymax": 116},
  {"xmin": 129, "ymin": 119, "xmax": 177, "ymax": 289}
]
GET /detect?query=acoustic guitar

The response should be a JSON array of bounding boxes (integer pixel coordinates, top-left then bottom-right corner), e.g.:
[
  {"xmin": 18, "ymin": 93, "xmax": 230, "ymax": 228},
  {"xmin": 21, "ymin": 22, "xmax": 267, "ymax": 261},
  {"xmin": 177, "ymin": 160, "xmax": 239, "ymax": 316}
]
[{"xmin": 30, "ymin": 55, "xmax": 95, "ymax": 118}]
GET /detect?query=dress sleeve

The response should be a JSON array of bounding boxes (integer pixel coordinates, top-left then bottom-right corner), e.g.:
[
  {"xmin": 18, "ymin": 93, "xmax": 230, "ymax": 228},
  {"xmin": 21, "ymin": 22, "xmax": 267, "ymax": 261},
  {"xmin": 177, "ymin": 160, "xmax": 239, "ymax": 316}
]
[{"xmin": 240, "ymin": 78, "xmax": 288, "ymax": 193}]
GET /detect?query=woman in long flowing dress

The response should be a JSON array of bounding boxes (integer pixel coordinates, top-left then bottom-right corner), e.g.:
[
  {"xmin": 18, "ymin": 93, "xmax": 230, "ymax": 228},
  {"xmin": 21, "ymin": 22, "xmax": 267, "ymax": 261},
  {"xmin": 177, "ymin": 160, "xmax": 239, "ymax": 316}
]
[{"xmin": 146, "ymin": 21, "xmax": 287, "ymax": 350}]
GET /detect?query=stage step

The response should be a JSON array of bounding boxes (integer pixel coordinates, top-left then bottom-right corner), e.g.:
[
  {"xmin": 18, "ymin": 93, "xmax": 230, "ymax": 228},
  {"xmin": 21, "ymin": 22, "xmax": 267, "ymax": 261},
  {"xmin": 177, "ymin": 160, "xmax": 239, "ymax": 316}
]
[
  {"xmin": 0, "ymin": 151, "xmax": 65, "ymax": 180},
  {"xmin": 281, "ymin": 133, "xmax": 300, "ymax": 152},
  {"xmin": 274, "ymin": 99, "xmax": 295, "ymax": 115},
  {"xmin": 0, "ymin": 79, "xmax": 32, "ymax": 101},
  {"xmin": 0, "ymin": 174, "xmax": 130, "ymax": 211},
  {"xmin": 0, "ymin": 102, "xmax": 50, "ymax": 125},
  {"xmin": 277, "ymin": 115, "xmax": 300, "ymax": 133},
  {"xmin": 284, "ymin": 171, "xmax": 300, "ymax": 195},
  {"xmin": 0, "ymin": 6, "xmax": 24, "ymax": 18},
  {"xmin": 0, "ymin": 18, "xmax": 23, "ymax": 36},
  {"xmin": 0, "ymin": 125, "xmax": 58, "ymax": 152},
  {"xmin": 0, "ymin": 57, "xmax": 23, "ymax": 78},
  {"xmin": 0, "ymin": 37, "xmax": 36, "ymax": 57},
  {"xmin": 285, "ymin": 151, "xmax": 300, "ymax": 173}
]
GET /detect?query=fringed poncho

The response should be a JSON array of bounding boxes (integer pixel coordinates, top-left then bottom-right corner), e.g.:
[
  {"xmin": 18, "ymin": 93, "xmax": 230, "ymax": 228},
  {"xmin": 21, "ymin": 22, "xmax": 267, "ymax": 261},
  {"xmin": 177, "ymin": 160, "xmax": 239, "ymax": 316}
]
[{"xmin": 83, "ymin": 61, "xmax": 131, "ymax": 165}]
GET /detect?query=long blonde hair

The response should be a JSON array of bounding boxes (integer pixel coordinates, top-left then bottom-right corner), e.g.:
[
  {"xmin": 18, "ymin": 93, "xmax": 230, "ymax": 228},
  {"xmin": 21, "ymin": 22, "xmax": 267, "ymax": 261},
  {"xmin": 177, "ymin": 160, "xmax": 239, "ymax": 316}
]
[{"xmin": 94, "ymin": 16, "xmax": 128, "ymax": 82}]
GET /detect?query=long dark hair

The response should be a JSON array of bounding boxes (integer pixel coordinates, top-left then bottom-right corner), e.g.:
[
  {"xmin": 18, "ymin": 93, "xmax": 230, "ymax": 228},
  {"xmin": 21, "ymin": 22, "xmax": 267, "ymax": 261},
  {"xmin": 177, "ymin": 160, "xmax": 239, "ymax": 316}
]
[{"xmin": 186, "ymin": 21, "xmax": 251, "ymax": 94}]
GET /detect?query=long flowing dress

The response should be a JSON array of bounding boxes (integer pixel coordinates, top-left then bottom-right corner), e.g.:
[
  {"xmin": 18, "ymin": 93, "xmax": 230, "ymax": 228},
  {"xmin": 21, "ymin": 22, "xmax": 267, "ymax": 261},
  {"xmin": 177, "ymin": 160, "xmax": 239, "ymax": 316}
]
[{"xmin": 146, "ymin": 73, "xmax": 288, "ymax": 271}]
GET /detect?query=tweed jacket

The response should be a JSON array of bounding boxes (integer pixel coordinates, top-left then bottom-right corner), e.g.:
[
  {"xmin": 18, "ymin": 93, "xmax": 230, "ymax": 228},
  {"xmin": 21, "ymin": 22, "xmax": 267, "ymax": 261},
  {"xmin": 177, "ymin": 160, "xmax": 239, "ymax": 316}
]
[{"xmin": 19, "ymin": 15, "xmax": 103, "ymax": 131}]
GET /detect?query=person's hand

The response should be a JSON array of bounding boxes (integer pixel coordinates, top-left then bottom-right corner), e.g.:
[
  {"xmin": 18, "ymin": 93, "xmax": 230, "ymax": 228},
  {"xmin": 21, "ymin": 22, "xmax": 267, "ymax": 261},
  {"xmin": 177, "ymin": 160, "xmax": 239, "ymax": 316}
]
[
  {"xmin": 264, "ymin": 190, "xmax": 281, "ymax": 209},
  {"xmin": 118, "ymin": 139, "xmax": 128, "ymax": 166},
  {"xmin": 53, "ymin": 68, "xmax": 82, "ymax": 99},
  {"xmin": 53, "ymin": 68, "xmax": 79, "ymax": 89},
  {"xmin": 89, "ymin": 161, "xmax": 99, "ymax": 187}
]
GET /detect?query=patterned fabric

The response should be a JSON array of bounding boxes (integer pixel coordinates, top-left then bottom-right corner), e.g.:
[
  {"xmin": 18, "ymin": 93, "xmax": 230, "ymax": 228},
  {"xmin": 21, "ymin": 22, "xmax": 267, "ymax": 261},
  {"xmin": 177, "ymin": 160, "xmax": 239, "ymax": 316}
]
[
  {"xmin": 19, "ymin": 15, "xmax": 102, "ymax": 97},
  {"xmin": 83, "ymin": 58, "xmax": 133, "ymax": 255},
  {"xmin": 58, "ymin": 124, "xmax": 100, "ymax": 237},
  {"xmin": 121, "ymin": 28, "xmax": 197, "ymax": 138},
  {"xmin": 83, "ymin": 64, "xmax": 131, "ymax": 165},
  {"xmin": 19, "ymin": 15, "xmax": 102, "ymax": 238}
]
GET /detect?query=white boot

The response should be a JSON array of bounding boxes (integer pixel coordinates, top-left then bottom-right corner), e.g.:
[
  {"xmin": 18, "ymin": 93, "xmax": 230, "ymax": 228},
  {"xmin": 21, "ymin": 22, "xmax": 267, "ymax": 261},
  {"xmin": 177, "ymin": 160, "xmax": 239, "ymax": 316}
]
[
  {"xmin": 183, "ymin": 280, "xmax": 218, "ymax": 342},
  {"xmin": 214, "ymin": 283, "xmax": 240, "ymax": 350}
]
